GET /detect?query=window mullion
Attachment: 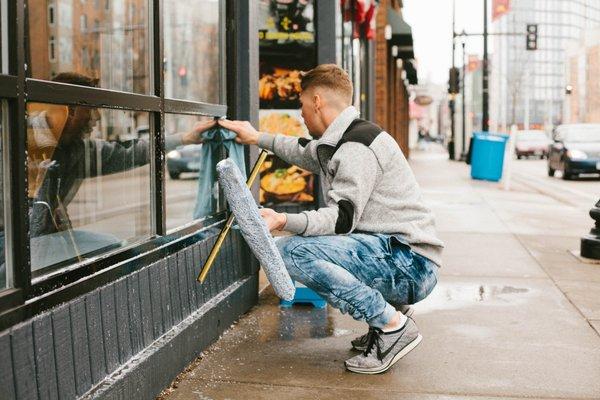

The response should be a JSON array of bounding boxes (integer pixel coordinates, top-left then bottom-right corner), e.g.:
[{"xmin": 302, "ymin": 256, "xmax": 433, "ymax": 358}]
[
  {"xmin": 8, "ymin": 0, "xmax": 31, "ymax": 295},
  {"xmin": 152, "ymin": 0, "xmax": 166, "ymax": 236}
]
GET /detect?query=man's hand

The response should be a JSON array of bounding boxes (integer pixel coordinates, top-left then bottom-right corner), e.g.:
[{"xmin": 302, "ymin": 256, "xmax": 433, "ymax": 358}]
[
  {"xmin": 218, "ymin": 119, "xmax": 260, "ymax": 145},
  {"xmin": 182, "ymin": 119, "xmax": 217, "ymax": 145},
  {"xmin": 259, "ymin": 208, "xmax": 287, "ymax": 232}
]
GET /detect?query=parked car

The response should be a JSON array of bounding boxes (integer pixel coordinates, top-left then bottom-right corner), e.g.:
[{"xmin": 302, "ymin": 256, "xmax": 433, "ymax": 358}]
[
  {"xmin": 166, "ymin": 143, "xmax": 203, "ymax": 179},
  {"xmin": 548, "ymin": 124, "xmax": 600, "ymax": 179},
  {"xmin": 515, "ymin": 130, "xmax": 551, "ymax": 159}
]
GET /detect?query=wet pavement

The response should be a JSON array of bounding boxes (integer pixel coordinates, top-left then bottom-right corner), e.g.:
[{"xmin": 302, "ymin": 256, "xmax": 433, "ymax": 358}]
[{"xmin": 161, "ymin": 148, "xmax": 600, "ymax": 400}]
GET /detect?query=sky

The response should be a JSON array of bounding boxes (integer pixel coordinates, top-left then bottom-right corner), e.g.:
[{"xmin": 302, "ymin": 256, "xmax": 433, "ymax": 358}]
[{"xmin": 403, "ymin": 0, "xmax": 492, "ymax": 85}]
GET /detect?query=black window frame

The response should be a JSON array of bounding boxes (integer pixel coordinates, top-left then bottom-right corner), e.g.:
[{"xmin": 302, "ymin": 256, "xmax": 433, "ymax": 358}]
[{"xmin": 0, "ymin": 0, "xmax": 234, "ymax": 331}]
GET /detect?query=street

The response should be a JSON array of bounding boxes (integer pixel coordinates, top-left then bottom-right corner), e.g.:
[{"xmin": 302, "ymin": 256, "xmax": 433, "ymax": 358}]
[
  {"xmin": 66, "ymin": 169, "xmax": 200, "ymax": 241},
  {"xmin": 509, "ymin": 158, "xmax": 599, "ymax": 211},
  {"xmin": 161, "ymin": 147, "xmax": 600, "ymax": 400}
]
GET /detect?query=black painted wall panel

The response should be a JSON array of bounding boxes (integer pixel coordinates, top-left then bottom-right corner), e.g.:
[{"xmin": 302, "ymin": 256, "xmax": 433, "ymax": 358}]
[
  {"xmin": 192, "ymin": 243, "xmax": 204, "ymax": 306},
  {"xmin": 32, "ymin": 315, "xmax": 58, "ymax": 400},
  {"xmin": 158, "ymin": 261, "xmax": 173, "ymax": 333},
  {"xmin": 137, "ymin": 268, "xmax": 154, "ymax": 348},
  {"xmin": 148, "ymin": 262, "xmax": 165, "ymax": 339},
  {"xmin": 11, "ymin": 323, "xmax": 38, "ymax": 399},
  {"xmin": 114, "ymin": 279, "xmax": 132, "ymax": 364},
  {"xmin": 69, "ymin": 298, "xmax": 92, "ymax": 396},
  {"xmin": 226, "ymin": 236, "xmax": 236, "ymax": 285},
  {"xmin": 209, "ymin": 236, "xmax": 221, "ymax": 295},
  {"xmin": 199, "ymin": 240, "xmax": 211, "ymax": 305},
  {"xmin": 167, "ymin": 255, "xmax": 182, "ymax": 325},
  {"xmin": 51, "ymin": 306, "xmax": 77, "ymax": 399},
  {"xmin": 99, "ymin": 286, "xmax": 119, "ymax": 374},
  {"xmin": 0, "ymin": 332, "xmax": 16, "ymax": 400},
  {"xmin": 184, "ymin": 247, "xmax": 198, "ymax": 310},
  {"xmin": 176, "ymin": 252, "xmax": 191, "ymax": 318},
  {"xmin": 126, "ymin": 274, "xmax": 144, "ymax": 355},
  {"xmin": 220, "ymin": 237, "xmax": 231, "ymax": 288},
  {"xmin": 84, "ymin": 291, "xmax": 107, "ymax": 383}
]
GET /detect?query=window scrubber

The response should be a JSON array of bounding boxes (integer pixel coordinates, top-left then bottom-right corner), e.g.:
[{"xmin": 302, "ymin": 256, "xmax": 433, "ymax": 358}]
[{"xmin": 212, "ymin": 157, "xmax": 295, "ymax": 301}]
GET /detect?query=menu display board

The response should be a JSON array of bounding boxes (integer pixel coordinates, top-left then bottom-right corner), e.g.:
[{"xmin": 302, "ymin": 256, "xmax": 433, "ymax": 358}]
[{"xmin": 258, "ymin": 0, "xmax": 317, "ymax": 207}]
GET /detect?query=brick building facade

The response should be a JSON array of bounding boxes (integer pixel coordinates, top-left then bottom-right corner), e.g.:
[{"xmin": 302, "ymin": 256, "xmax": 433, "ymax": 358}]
[{"xmin": 374, "ymin": 0, "xmax": 412, "ymax": 157}]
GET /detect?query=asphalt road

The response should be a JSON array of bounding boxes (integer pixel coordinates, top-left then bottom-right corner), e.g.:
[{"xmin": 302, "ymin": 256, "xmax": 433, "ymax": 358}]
[{"xmin": 508, "ymin": 157, "xmax": 599, "ymax": 211}]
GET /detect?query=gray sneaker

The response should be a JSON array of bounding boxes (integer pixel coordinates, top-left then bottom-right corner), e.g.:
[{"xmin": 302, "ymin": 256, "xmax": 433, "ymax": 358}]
[
  {"xmin": 345, "ymin": 318, "xmax": 422, "ymax": 374},
  {"xmin": 351, "ymin": 305, "xmax": 414, "ymax": 352}
]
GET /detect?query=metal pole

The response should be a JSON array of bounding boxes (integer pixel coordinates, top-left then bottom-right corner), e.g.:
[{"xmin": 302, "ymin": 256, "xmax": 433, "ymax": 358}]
[
  {"xmin": 482, "ymin": 0, "xmax": 489, "ymax": 131},
  {"xmin": 449, "ymin": 0, "xmax": 456, "ymax": 160},
  {"xmin": 524, "ymin": 66, "xmax": 530, "ymax": 130},
  {"xmin": 461, "ymin": 38, "xmax": 467, "ymax": 160}
]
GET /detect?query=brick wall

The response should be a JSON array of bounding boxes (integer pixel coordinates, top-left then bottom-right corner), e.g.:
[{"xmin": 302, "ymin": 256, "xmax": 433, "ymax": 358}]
[{"xmin": 373, "ymin": 0, "xmax": 410, "ymax": 158}]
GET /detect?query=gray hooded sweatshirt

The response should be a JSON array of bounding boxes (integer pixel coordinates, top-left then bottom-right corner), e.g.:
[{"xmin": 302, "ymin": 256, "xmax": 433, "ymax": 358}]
[{"xmin": 257, "ymin": 106, "xmax": 444, "ymax": 267}]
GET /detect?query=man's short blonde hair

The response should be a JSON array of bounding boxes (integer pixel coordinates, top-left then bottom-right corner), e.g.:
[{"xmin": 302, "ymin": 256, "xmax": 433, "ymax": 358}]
[{"xmin": 301, "ymin": 64, "xmax": 353, "ymax": 105}]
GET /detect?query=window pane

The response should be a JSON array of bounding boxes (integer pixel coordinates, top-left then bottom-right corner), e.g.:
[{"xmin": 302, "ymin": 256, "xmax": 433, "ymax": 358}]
[
  {"xmin": 1, "ymin": 0, "xmax": 7, "ymax": 73},
  {"xmin": 165, "ymin": 114, "xmax": 227, "ymax": 232},
  {"xmin": 0, "ymin": 103, "xmax": 6, "ymax": 289},
  {"xmin": 27, "ymin": 102, "xmax": 151, "ymax": 278},
  {"xmin": 28, "ymin": 0, "xmax": 150, "ymax": 94},
  {"xmin": 163, "ymin": 0, "xmax": 222, "ymax": 103}
]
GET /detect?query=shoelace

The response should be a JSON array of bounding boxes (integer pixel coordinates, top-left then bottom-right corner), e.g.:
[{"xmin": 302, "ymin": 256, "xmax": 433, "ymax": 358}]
[{"xmin": 363, "ymin": 327, "xmax": 384, "ymax": 360}]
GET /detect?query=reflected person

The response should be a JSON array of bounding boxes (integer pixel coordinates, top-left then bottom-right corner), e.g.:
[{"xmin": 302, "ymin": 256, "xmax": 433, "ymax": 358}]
[{"xmin": 0, "ymin": 72, "xmax": 215, "ymax": 282}]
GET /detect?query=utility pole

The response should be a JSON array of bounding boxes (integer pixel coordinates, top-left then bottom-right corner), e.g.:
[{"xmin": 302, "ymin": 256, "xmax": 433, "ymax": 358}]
[
  {"xmin": 461, "ymin": 36, "xmax": 467, "ymax": 161},
  {"xmin": 448, "ymin": 0, "xmax": 456, "ymax": 160},
  {"xmin": 524, "ymin": 65, "xmax": 529, "ymax": 130},
  {"xmin": 482, "ymin": 0, "xmax": 489, "ymax": 131}
]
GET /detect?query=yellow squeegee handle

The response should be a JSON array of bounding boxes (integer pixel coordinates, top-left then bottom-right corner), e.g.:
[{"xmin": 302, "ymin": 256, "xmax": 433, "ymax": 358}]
[{"xmin": 197, "ymin": 149, "xmax": 269, "ymax": 283}]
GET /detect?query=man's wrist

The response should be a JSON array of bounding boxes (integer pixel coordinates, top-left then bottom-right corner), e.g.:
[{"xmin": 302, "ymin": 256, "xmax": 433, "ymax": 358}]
[
  {"xmin": 257, "ymin": 132, "xmax": 275, "ymax": 150},
  {"xmin": 277, "ymin": 212, "xmax": 287, "ymax": 230}
]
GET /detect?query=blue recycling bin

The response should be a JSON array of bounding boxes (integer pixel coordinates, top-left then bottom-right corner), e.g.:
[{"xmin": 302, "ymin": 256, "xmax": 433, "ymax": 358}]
[{"xmin": 470, "ymin": 132, "xmax": 509, "ymax": 182}]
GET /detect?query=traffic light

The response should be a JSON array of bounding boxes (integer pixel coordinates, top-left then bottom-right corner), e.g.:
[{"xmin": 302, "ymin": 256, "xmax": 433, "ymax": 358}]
[
  {"xmin": 526, "ymin": 24, "xmax": 538, "ymax": 51},
  {"xmin": 448, "ymin": 67, "xmax": 460, "ymax": 94}
]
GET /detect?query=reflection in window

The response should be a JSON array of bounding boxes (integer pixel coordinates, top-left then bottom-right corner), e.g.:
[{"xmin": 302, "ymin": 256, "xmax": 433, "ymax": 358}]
[
  {"xmin": 26, "ymin": 75, "xmax": 152, "ymax": 277},
  {"xmin": 1, "ymin": 0, "xmax": 6, "ymax": 72},
  {"xmin": 0, "ymin": 104, "xmax": 6, "ymax": 289},
  {"xmin": 164, "ymin": 0, "xmax": 222, "ymax": 103},
  {"xmin": 165, "ymin": 115, "xmax": 244, "ymax": 232},
  {"xmin": 28, "ymin": 0, "xmax": 149, "ymax": 94}
]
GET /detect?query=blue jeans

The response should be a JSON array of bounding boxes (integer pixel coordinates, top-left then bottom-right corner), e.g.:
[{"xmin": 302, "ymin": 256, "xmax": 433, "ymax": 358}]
[{"xmin": 276, "ymin": 233, "xmax": 438, "ymax": 329}]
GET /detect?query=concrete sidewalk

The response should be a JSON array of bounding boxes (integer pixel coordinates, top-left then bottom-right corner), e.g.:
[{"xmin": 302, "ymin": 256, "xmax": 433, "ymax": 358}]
[{"xmin": 161, "ymin": 148, "xmax": 600, "ymax": 400}]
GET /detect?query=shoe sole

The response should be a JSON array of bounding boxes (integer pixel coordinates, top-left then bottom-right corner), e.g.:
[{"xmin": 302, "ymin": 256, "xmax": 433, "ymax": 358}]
[
  {"xmin": 345, "ymin": 333, "xmax": 423, "ymax": 375},
  {"xmin": 351, "ymin": 308, "xmax": 415, "ymax": 352}
]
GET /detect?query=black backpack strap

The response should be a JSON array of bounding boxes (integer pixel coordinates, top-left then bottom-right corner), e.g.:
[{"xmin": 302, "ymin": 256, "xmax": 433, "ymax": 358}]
[{"xmin": 333, "ymin": 119, "xmax": 383, "ymax": 154}]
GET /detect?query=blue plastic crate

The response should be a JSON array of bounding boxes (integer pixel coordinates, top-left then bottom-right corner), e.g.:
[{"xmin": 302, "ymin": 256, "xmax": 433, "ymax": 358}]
[{"xmin": 280, "ymin": 281, "xmax": 327, "ymax": 309}]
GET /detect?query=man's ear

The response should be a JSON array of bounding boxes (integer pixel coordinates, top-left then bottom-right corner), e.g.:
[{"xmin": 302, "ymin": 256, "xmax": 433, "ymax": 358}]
[{"xmin": 313, "ymin": 93, "xmax": 322, "ymax": 111}]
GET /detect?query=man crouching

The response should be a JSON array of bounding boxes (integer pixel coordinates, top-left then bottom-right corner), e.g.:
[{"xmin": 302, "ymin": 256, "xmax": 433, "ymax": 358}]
[{"xmin": 220, "ymin": 64, "xmax": 444, "ymax": 374}]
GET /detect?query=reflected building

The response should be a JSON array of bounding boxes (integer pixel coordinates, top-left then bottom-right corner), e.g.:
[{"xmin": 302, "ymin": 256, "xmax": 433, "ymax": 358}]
[
  {"xmin": 490, "ymin": 0, "xmax": 600, "ymax": 131},
  {"xmin": 28, "ymin": 0, "xmax": 149, "ymax": 140},
  {"xmin": 29, "ymin": 0, "xmax": 148, "ymax": 93},
  {"xmin": 163, "ymin": 0, "xmax": 221, "ymax": 112}
]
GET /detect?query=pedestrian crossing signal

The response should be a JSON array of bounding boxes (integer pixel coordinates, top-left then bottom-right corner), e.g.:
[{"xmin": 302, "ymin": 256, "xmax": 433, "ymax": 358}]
[{"xmin": 526, "ymin": 24, "xmax": 538, "ymax": 51}]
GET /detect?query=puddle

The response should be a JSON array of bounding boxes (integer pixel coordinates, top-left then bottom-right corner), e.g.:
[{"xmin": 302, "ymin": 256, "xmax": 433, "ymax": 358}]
[
  {"xmin": 278, "ymin": 306, "xmax": 336, "ymax": 340},
  {"xmin": 254, "ymin": 283, "xmax": 532, "ymax": 341},
  {"xmin": 413, "ymin": 282, "xmax": 532, "ymax": 314}
]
